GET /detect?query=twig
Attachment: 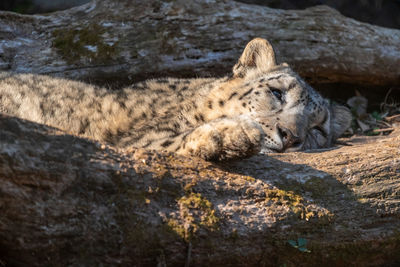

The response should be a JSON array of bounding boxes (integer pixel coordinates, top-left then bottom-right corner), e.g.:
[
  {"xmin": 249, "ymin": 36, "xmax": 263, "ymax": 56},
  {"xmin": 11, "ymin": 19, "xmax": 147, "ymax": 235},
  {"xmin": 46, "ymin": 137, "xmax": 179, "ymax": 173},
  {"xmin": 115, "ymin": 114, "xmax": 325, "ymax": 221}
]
[
  {"xmin": 383, "ymin": 88, "xmax": 393, "ymax": 107},
  {"xmin": 185, "ymin": 241, "xmax": 192, "ymax": 267},
  {"xmin": 335, "ymin": 140, "xmax": 353, "ymax": 146},
  {"xmin": 373, "ymin": 128, "xmax": 394, "ymax": 133},
  {"xmin": 381, "ymin": 88, "xmax": 394, "ymax": 112},
  {"xmin": 385, "ymin": 114, "xmax": 400, "ymax": 122}
]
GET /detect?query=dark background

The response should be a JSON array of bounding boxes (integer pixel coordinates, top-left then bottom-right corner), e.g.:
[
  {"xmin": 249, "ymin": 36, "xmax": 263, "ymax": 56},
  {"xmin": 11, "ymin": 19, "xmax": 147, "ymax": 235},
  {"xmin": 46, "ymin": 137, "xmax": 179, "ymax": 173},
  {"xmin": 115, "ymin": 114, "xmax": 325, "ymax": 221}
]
[
  {"xmin": 0, "ymin": 0, "xmax": 90, "ymax": 14},
  {"xmin": 238, "ymin": 0, "xmax": 400, "ymax": 29}
]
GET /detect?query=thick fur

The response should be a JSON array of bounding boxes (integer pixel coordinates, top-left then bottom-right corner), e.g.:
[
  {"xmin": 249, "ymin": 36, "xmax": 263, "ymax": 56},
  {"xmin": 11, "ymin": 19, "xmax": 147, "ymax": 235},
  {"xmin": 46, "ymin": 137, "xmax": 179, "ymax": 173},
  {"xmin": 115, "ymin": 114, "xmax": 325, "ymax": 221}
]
[{"xmin": 0, "ymin": 38, "xmax": 351, "ymax": 161}]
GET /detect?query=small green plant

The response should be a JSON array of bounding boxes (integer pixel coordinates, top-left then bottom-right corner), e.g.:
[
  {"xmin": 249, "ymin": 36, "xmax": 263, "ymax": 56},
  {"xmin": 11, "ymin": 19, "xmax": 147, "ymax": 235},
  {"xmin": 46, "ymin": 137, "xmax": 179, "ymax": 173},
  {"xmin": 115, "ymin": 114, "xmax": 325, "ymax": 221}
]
[
  {"xmin": 288, "ymin": 238, "xmax": 311, "ymax": 253},
  {"xmin": 371, "ymin": 111, "xmax": 383, "ymax": 121}
]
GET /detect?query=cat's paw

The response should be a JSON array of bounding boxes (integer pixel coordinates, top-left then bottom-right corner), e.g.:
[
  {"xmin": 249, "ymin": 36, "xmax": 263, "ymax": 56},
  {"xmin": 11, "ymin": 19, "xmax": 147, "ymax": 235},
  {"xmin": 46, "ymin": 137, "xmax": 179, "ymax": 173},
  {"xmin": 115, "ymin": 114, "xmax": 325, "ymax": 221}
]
[{"xmin": 178, "ymin": 116, "xmax": 264, "ymax": 161}]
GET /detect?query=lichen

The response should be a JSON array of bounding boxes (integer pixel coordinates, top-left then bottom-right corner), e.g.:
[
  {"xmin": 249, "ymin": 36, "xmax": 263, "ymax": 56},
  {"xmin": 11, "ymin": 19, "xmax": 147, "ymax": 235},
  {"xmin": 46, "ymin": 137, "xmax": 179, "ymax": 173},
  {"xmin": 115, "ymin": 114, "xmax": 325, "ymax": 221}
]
[
  {"xmin": 183, "ymin": 179, "xmax": 198, "ymax": 193},
  {"xmin": 265, "ymin": 188, "xmax": 326, "ymax": 221},
  {"xmin": 167, "ymin": 192, "xmax": 220, "ymax": 241},
  {"xmin": 243, "ymin": 175, "xmax": 256, "ymax": 182},
  {"xmin": 52, "ymin": 24, "xmax": 119, "ymax": 64},
  {"xmin": 166, "ymin": 218, "xmax": 186, "ymax": 240},
  {"xmin": 265, "ymin": 188, "xmax": 303, "ymax": 207}
]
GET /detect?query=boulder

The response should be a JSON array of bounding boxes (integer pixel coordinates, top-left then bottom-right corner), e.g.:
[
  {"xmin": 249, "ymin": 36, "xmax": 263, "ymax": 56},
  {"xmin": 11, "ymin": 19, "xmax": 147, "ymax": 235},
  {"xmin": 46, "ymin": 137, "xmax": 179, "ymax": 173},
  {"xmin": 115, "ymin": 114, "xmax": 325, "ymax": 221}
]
[
  {"xmin": 1, "ymin": 114, "xmax": 399, "ymax": 266},
  {"xmin": 0, "ymin": 0, "xmax": 399, "ymax": 87}
]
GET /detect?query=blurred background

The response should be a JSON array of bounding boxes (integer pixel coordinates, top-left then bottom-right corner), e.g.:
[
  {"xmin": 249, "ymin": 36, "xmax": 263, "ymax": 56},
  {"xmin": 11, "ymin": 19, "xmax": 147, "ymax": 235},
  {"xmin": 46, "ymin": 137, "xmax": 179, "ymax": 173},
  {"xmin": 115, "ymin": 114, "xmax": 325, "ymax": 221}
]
[
  {"xmin": 238, "ymin": 0, "xmax": 400, "ymax": 29},
  {"xmin": 1, "ymin": 0, "xmax": 399, "ymax": 30}
]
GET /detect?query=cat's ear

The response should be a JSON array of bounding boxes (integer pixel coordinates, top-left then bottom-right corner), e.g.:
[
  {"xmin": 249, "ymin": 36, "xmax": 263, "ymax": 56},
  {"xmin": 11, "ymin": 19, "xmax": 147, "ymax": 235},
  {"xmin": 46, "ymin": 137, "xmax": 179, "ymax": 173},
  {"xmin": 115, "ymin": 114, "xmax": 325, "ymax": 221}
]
[
  {"xmin": 330, "ymin": 104, "xmax": 352, "ymax": 140},
  {"xmin": 233, "ymin": 38, "xmax": 277, "ymax": 78}
]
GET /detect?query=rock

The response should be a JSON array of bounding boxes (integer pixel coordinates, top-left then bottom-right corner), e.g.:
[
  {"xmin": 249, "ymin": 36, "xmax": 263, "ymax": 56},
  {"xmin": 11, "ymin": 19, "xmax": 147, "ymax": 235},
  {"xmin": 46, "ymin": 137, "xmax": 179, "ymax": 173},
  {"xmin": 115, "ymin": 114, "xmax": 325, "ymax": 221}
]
[
  {"xmin": 0, "ymin": 0, "xmax": 399, "ymax": 87},
  {"xmin": 1, "ymin": 114, "xmax": 400, "ymax": 266}
]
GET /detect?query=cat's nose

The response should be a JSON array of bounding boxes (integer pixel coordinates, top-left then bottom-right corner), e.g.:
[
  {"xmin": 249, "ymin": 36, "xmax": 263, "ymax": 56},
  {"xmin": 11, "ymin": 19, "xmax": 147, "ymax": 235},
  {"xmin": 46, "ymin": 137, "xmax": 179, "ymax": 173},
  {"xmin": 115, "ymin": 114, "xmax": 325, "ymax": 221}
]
[{"xmin": 277, "ymin": 124, "xmax": 302, "ymax": 151}]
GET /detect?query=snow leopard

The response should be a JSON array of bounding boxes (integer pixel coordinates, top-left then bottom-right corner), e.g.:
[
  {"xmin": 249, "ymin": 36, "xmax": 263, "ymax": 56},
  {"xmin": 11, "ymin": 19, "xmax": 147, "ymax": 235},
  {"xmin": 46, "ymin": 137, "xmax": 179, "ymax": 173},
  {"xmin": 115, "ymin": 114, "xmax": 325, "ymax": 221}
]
[{"xmin": 0, "ymin": 38, "xmax": 351, "ymax": 161}]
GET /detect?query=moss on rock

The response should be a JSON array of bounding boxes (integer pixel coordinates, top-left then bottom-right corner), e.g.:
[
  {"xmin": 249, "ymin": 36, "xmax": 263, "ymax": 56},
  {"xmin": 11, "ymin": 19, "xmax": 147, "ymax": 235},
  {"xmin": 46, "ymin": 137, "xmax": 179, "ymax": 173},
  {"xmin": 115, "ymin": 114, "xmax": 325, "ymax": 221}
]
[
  {"xmin": 52, "ymin": 24, "xmax": 119, "ymax": 64},
  {"xmin": 168, "ymin": 192, "xmax": 220, "ymax": 241}
]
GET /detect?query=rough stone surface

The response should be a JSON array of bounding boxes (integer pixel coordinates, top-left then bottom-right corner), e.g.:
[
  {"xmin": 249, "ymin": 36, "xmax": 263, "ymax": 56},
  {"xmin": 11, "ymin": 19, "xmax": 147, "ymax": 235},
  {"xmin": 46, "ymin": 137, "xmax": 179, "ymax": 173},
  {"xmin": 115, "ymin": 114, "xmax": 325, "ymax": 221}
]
[
  {"xmin": 0, "ymin": 0, "xmax": 399, "ymax": 87},
  {"xmin": 1, "ymin": 114, "xmax": 400, "ymax": 266}
]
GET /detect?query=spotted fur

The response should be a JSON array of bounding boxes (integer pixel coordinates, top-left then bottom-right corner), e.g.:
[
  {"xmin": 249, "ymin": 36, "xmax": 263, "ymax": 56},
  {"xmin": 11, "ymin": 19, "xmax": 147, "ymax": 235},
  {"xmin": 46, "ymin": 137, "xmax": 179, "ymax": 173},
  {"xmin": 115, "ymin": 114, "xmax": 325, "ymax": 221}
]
[{"xmin": 0, "ymin": 38, "xmax": 351, "ymax": 161}]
